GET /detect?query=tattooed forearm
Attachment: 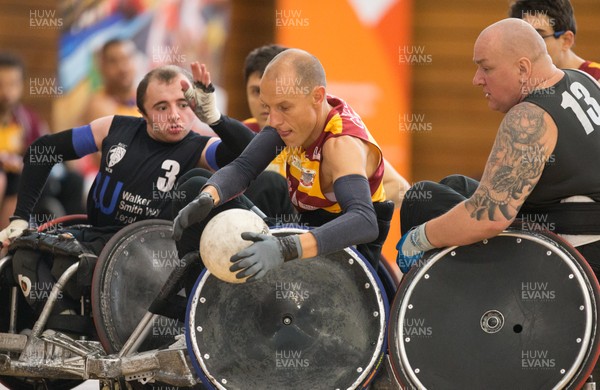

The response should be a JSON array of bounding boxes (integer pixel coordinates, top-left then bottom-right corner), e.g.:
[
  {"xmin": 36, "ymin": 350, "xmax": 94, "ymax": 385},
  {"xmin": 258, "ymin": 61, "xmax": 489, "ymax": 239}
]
[{"xmin": 465, "ymin": 103, "xmax": 549, "ymax": 221}]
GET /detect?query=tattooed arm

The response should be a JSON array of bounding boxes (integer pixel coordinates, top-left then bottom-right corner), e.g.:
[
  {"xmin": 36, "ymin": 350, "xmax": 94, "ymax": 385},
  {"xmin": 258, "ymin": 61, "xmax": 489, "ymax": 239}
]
[{"xmin": 425, "ymin": 102, "xmax": 558, "ymax": 247}]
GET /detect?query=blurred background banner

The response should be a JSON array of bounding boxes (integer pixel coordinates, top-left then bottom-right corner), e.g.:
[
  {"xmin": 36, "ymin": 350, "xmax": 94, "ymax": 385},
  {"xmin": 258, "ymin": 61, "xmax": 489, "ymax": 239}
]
[
  {"xmin": 275, "ymin": 0, "xmax": 412, "ymax": 260},
  {"xmin": 54, "ymin": 0, "xmax": 231, "ymax": 130}
]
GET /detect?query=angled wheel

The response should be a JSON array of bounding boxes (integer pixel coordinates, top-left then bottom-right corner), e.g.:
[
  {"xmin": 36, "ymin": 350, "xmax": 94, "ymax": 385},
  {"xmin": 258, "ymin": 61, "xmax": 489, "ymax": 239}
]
[{"xmin": 91, "ymin": 219, "xmax": 185, "ymax": 354}]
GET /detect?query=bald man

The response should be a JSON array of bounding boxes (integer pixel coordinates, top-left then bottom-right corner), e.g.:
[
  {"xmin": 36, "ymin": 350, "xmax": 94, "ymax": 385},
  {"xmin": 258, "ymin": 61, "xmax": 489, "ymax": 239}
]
[
  {"xmin": 398, "ymin": 18, "xmax": 600, "ymax": 381},
  {"xmin": 242, "ymin": 44, "xmax": 409, "ymax": 208},
  {"xmin": 173, "ymin": 48, "xmax": 392, "ymax": 280},
  {"xmin": 398, "ymin": 18, "xmax": 600, "ymax": 281}
]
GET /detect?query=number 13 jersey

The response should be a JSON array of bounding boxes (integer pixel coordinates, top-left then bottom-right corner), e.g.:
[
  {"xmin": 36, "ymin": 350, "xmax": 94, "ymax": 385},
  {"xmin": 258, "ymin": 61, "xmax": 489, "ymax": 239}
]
[{"xmin": 523, "ymin": 69, "xmax": 600, "ymax": 207}]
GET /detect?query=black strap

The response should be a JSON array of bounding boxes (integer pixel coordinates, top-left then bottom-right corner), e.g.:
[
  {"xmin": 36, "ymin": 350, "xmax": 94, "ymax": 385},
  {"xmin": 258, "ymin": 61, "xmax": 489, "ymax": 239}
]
[
  {"xmin": 518, "ymin": 202, "xmax": 600, "ymax": 234},
  {"xmin": 9, "ymin": 231, "xmax": 96, "ymax": 258}
]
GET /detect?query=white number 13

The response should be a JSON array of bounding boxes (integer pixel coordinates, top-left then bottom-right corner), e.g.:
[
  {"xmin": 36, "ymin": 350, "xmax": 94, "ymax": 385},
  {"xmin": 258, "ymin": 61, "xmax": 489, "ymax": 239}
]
[{"xmin": 561, "ymin": 81, "xmax": 600, "ymax": 134}]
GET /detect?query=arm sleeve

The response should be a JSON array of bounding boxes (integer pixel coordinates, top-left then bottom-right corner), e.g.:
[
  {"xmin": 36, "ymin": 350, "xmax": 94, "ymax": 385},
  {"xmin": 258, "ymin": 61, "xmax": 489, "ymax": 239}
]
[
  {"xmin": 205, "ymin": 126, "xmax": 285, "ymax": 202},
  {"xmin": 210, "ymin": 115, "xmax": 256, "ymax": 168},
  {"xmin": 14, "ymin": 126, "xmax": 98, "ymax": 220},
  {"xmin": 309, "ymin": 174, "xmax": 379, "ymax": 256}
]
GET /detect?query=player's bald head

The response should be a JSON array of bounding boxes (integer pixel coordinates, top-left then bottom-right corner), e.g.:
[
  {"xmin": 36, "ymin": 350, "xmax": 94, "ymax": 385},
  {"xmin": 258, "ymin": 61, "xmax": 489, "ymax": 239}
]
[
  {"xmin": 476, "ymin": 18, "xmax": 547, "ymax": 64},
  {"xmin": 263, "ymin": 48, "xmax": 326, "ymax": 93}
]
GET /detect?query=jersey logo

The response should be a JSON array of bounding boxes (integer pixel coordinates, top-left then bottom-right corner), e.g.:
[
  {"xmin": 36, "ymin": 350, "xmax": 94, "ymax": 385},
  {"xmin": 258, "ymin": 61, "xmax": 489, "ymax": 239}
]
[
  {"xmin": 300, "ymin": 167, "xmax": 316, "ymax": 187},
  {"xmin": 92, "ymin": 172, "xmax": 124, "ymax": 215},
  {"xmin": 106, "ymin": 143, "xmax": 127, "ymax": 171},
  {"xmin": 312, "ymin": 146, "xmax": 321, "ymax": 160}
]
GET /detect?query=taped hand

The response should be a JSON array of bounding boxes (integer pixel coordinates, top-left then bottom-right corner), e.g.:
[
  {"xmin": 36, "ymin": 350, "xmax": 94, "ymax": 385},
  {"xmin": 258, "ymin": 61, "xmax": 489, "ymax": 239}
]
[{"xmin": 181, "ymin": 62, "xmax": 221, "ymax": 125}]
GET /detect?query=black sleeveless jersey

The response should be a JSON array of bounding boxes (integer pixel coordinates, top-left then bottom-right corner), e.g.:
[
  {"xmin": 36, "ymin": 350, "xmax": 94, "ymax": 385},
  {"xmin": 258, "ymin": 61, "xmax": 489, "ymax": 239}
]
[
  {"xmin": 523, "ymin": 69, "xmax": 600, "ymax": 207},
  {"xmin": 87, "ymin": 115, "xmax": 208, "ymax": 227}
]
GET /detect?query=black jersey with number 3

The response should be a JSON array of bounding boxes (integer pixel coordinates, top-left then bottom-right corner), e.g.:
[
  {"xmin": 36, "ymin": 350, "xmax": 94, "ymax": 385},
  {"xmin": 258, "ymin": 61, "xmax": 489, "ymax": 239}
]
[
  {"xmin": 87, "ymin": 115, "xmax": 208, "ymax": 227},
  {"xmin": 523, "ymin": 69, "xmax": 600, "ymax": 207}
]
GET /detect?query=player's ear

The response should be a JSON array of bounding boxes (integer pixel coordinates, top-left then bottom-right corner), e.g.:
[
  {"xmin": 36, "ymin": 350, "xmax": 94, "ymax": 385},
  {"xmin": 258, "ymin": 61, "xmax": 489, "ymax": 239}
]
[
  {"xmin": 518, "ymin": 57, "xmax": 532, "ymax": 80},
  {"xmin": 311, "ymin": 85, "xmax": 325, "ymax": 105},
  {"xmin": 138, "ymin": 108, "xmax": 147, "ymax": 119},
  {"xmin": 560, "ymin": 30, "xmax": 576, "ymax": 51}
]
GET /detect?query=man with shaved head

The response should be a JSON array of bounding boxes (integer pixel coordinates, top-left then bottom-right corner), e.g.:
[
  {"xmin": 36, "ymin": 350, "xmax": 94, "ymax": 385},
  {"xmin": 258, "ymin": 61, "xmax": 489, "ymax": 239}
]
[
  {"xmin": 399, "ymin": 18, "xmax": 600, "ymax": 380},
  {"xmin": 398, "ymin": 18, "xmax": 600, "ymax": 286},
  {"xmin": 173, "ymin": 48, "xmax": 391, "ymax": 281},
  {"xmin": 242, "ymin": 44, "xmax": 408, "ymax": 208}
]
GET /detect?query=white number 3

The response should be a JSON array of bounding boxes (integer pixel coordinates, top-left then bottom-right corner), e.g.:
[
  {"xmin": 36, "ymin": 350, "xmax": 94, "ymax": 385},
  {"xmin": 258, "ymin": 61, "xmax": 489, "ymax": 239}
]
[
  {"xmin": 561, "ymin": 81, "xmax": 600, "ymax": 134},
  {"xmin": 156, "ymin": 160, "xmax": 180, "ymax": 192}
]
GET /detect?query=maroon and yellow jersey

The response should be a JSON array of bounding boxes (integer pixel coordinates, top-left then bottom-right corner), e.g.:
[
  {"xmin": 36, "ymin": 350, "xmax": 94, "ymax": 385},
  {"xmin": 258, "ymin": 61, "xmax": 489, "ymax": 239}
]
[
  {"xmin": 579, "ymin": 61, "xmax": 600, "ymax": 81},
  {"xmin": 285, "ymin": 95, "xmax": 385, "ymax": 213},
  {"xmin": 242, "ymin": 117, "xmax": 261, "ymax": 133}
]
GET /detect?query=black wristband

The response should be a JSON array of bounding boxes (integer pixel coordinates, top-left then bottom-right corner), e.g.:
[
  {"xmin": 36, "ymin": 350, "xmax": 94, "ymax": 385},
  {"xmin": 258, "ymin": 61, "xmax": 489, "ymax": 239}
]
[
  {"xmin": 193, "ymin": 81, "xmax": 215, "ymax": 93},
  {"xmin": 277, "ymin": 235, "xmax": 300, "ymax": 262}
]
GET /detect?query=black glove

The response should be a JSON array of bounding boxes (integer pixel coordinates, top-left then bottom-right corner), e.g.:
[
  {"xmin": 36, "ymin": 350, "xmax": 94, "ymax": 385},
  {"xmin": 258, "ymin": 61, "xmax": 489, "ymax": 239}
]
[
  {"xmin": 172, "ymin": 192, "xmax": 214, "ymax": 240},
  {"xmin": 230, "ymin": 232, "xmax": 302, "ymax": 282}
]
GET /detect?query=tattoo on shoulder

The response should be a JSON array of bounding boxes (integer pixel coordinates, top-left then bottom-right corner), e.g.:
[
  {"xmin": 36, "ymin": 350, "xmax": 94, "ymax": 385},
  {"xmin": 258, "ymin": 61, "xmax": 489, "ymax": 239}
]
[{"xmin": 465, "ymin": 104, "xmax": 548, "ymax": 221}]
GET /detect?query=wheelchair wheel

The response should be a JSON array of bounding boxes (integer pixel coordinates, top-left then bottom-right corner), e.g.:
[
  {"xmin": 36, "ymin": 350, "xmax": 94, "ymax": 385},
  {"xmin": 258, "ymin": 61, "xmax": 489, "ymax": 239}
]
[
  {"xmin": 91, "ymin": 219, "xmax": 185, "ymax": 354},
  {"xmin": 186, "ymin": 227, "xmax": 389, "ymax": 390},
  {"xmin": 388, "ymin": 229, "xmax": 600, "ymax": 390}
]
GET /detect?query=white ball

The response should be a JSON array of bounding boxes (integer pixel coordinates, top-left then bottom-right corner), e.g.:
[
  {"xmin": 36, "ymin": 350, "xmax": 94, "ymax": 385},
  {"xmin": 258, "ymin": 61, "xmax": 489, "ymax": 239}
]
[{"xmin": 200, "ymin": 208, "xmax": 270, "ymax": 283}]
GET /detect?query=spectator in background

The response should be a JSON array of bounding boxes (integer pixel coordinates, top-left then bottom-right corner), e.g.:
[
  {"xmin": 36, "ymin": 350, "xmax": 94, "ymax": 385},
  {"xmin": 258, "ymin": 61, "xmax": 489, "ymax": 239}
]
[
  {"xmin": 79, "ymin": 39, "xmax": 142, "ymax": 190},
  {"xmin": 509, "ymin": 0, "xmax": 600, "ymax": 80},
  {"xmin": 83, "ymin": 38, "xmax": 140, "ymax": 122},
  {"xmin": 0, "ymin": 53, "xmax": 48, "ymax": 228}
]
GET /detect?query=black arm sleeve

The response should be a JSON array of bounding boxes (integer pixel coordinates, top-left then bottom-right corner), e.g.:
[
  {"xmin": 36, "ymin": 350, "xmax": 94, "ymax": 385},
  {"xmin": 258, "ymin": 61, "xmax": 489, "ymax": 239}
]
[
  {"xmin": 309, "ymin": 174, "xmax": 379, "ymax": 256},
  {"xmin": 14, "ymin": 130, "xmax": 81, "ymax": 220},
  {"xmin": 206, "ymin": 126, "xmax": 285, "ymax": 203},
  {"xmin": 211, "ymin": 115, "xmax": 255, "ymax": 166}
]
